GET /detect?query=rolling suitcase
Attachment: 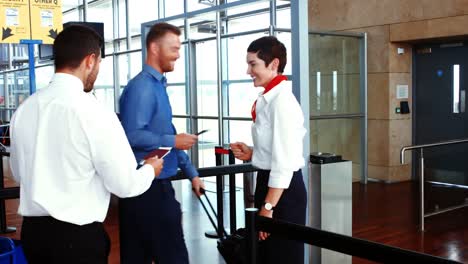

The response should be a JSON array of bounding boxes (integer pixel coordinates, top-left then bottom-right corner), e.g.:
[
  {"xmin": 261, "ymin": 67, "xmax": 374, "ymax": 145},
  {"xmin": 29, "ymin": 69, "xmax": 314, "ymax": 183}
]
[{"xmin": 195, "ymin": 189, "xmax": 247, "ymax": 264}]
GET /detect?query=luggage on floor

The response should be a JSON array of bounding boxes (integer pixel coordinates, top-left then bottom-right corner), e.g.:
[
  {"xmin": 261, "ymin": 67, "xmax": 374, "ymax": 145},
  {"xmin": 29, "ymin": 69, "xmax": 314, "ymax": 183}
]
[{"xmin": 195, "ymin": 189, "xmax": 247, "ymax": 264}]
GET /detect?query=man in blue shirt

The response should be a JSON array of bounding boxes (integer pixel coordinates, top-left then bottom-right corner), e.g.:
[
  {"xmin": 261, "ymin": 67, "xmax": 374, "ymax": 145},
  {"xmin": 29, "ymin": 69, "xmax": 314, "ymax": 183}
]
[{"xmin": 119, "ymin": 22, "xmax": 204, "ymax": 264}]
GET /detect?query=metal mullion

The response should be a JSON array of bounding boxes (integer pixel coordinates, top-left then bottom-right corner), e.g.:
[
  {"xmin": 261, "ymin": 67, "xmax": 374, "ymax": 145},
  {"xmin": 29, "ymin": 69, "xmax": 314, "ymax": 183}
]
[
  {"xmin": 190, "ymin": 28, "xmax": 269, "ymax": 43},
  {"xmin": 83, "ymin": 0, "xmax": 88, "ymax": 21},
  {"xmin": 269, "ymin": 0, "xmax": 276, "ymax": 36},
  {"xmin": 215, "ymin": 0, "xmax": 223, "ymax": 147},
  {"xmin": 112, "ymin": 0, "xmax": 120, "ymax": 112},
  {"xmin": 360, "ymin": 33, "xmax": 368, "ymax": 184},
  {"xmin": 223, "ymin": 116, "xmax": 252, "ymax": 121}
]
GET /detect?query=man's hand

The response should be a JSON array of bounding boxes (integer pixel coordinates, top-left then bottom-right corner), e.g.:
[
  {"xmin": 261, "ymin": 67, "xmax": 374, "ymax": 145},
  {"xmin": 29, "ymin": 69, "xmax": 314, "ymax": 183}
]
[
  {"xmin": 145, "ymin": 156, "xmax": 164, "ymax": 177},
  {"xmin": 175, "ymin": 133, "xmax": 198, "ymax": 150},
  {"xmin": 191, "ymin": 176, "xmax": 205, "ymax": 197},
  {"xmin": 230, "ymin": 142, "xmax": 253, "ymax": 161}
]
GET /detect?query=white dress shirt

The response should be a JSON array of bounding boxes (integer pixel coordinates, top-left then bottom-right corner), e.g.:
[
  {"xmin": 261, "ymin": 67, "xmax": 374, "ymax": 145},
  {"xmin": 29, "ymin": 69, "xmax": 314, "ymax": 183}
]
[
  {"xmin": 10, "ymin": 73, "xmax": 155, "ymax": 225},
  {"xmin": 251, "ymin": 81, "xmax": 306, "ymax": 188}
]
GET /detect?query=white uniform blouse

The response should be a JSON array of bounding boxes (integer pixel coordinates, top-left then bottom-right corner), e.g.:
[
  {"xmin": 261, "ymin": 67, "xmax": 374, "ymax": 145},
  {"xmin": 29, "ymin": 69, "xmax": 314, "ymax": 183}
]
[{"xmin": 251, "ymin": 81, "xmax": 306, "ymax": 189}]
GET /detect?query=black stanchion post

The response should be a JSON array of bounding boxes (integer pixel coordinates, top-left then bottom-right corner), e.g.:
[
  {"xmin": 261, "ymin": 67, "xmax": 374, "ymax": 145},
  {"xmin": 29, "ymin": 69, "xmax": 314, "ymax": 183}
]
[
  {"xmin": 228, "ymin": 149, "xmax": 236, "ymax": 234},
  {"xmin": 204, "ymin": 146, "xmax": 227, "ymax": 239},
  {"xmin": 216, "ymin": 171, "xmax": 224, "ymax": 239},
  {"xmin": 245, "ymin": 208, "xmax": 258, "ymax": 264}
]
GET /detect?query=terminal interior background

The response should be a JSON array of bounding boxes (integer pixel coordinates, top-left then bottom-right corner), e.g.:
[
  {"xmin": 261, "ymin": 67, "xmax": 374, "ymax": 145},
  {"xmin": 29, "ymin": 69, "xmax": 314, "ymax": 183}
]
[{"xmin": 1, "ymin": 0, "xmax": 468, "ymax": 263}]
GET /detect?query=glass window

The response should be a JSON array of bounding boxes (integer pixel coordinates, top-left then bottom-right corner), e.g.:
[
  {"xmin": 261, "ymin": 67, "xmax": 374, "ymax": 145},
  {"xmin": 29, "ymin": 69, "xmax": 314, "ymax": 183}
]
[
  {"xmin": 188, "ymin": 1, "xmax": 211, "ymax": 12},
  {"xmin": 35, "ymin": 66, "xmax": 54, "ymax": 90},
  {"xmin": 118, "ymin": 51, "xmax": 142, "ymax": 90},
  {"xmin": 309, "ymin": 34, "xmax": 361, "ymax": 115},
  {"xmin": 87, "ymin": 0, "xmax": 114, "ymax": 42},
  {"xmin": 275, "ymin": 5, "xmax": 291, "ymax": 29},
  {"xmin": 164, "ymin": 0, "xmax": 184, "ymax": 18},
  {"xmin": 226, "ymin": 8, "xmax": 270, "ymax": 35},
  {"xmin": 0, "ymin": 75, "xmax": 3, "ymax": 107},
  {"xmin": 225, "ymin": 120, "xmax": 253, "ymax": 146},
  {"xmin": 129, "ymin": 0, "xmax": 159, "ymax": 36},
  {"xmin": 195, "ymin": 40, "xmax": 218, "ymax": 116},
  {"xmin": 62, "ymin": 10, "xmax": 79, "ymax": 23},
  {"xmin": 188, "ymin": 13, "xmax": 217, "ymax": 40},
  {"xmin": 226, "ymin": 82, "xmax": 257, "ymax": 118},
  {"xmin": 173, "ymin": 117, "xmax": 188, "ymax": 134},
  {"xmin": 226, "ymin": 1, "xmax": 270, "ymax": 17},
  {"xmin": 94, "ymin": 56, "xmax": 114, "ymax": 110},
  {"xmin": 131, "ymin": 37, "xmax": 142, "ymax": 50},
  {"xmin": 197, "ymin": 119, "xmax": 219, "ymax": 168},
  {"xmin": 9, "ymin": 71, "xmax": 29, "ymax": 108},
  {"xmin": 167, "ymin": 85, "xmax": 187, "ymax": 116}
]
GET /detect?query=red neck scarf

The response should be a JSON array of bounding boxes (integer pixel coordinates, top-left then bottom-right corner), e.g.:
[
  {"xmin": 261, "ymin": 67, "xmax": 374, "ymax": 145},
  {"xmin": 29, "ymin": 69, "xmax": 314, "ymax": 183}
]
[{"xmin": 251, "ymin": 75, "xmax": 288, "ymax": 122}]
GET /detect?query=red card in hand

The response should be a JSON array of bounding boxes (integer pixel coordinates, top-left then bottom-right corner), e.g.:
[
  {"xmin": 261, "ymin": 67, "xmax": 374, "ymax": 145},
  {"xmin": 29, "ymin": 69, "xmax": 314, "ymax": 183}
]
[{"xmin": 139, "ymin": 147, "xmax": 171, "ymax": 165}]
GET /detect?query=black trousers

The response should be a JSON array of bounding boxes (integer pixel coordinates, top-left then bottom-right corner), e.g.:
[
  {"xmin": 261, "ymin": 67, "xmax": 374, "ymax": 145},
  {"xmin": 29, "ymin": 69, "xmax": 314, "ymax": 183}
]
[
  {"xmin": 254, "ymin": 169, "xmax": 307, "ymax": 264},
  {"xmin": 119, "ymin": 179, "xmax": 189, "ymax": 264},
  {"xmin": 21, "ymin": 216, "xmax": 110, "ymax": 264}
]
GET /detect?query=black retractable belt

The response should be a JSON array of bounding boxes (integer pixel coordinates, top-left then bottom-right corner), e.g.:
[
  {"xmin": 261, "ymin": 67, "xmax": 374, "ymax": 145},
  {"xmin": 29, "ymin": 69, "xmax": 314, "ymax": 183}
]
[{"xmin": 194, "ymin": 188, "xmax": 247, "ymax": 264}]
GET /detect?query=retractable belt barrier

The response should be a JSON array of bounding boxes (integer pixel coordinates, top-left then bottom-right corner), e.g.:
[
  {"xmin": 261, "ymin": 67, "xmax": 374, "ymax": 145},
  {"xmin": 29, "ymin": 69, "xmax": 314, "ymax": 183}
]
[{"xmin": 244, "ymin": 209, "xmax": 461, "ymax": 264}]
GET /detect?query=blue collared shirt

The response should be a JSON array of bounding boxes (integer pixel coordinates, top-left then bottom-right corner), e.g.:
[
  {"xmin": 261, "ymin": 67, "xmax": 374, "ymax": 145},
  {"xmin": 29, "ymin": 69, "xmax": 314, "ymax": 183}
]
[{"xmin": 119, "ymin": 64, "xmax": 198, "ymax": 180}]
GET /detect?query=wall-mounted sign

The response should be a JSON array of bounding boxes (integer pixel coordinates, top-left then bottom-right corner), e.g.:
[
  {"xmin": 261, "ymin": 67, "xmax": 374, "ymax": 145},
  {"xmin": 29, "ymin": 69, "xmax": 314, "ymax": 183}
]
[
  {"xmin": 396, "ymin": 84, "xmax": 409, "ymax": 99},
  {"xmin": 0, "ymin": 0, "xmax": 62, "ymax": 44},
  {"xmin": 0, "ymin": 0, "xmax": 31, "ymax": 43},
  {"xmin": 30, "ymin": 0, "xmax": 62, "ymax": 44}
]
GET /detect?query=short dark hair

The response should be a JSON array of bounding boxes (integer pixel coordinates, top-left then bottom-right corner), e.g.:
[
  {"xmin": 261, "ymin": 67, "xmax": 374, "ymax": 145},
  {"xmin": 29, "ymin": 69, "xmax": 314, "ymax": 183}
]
[
  {"xmin": 247, "ymin": 36, "xmax": 287, "ymax": 73},
  {"xmin": 53, "ymin": 25, "xmax": 103, "ymax": 70},
  {"xmin": 146, "ymin": 22, "xmax": 181, "ymax": 49}
]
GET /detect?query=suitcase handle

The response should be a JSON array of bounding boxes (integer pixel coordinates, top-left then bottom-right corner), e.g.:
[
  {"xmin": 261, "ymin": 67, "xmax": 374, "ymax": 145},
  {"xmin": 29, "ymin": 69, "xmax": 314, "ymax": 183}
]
[{"xmin": 193, "ymin": 188, "xmax": 228, "ymax": 237}]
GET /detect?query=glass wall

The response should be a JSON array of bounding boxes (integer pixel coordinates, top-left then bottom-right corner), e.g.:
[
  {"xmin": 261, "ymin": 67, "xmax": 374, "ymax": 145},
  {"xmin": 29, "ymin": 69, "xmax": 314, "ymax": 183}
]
[
  {"xmin": 309, "ymin": 32, "xmax": 367, "ymax": 182},
  {"xmin": 138, "ymin": 1, "xmax": 295, "ymax": 171},
  {"xmin": 0, "ymin": 1, "xmax": 368, "ymax": 182}
]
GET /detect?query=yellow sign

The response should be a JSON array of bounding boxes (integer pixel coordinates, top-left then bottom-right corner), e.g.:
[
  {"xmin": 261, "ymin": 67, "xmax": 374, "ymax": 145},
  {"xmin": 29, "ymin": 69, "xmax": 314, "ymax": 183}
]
[
  {"xmin": 0, "ymin": 0, "xmax": 31, "ymax": 43},
  {"xmin": 30, "ymin": 0, "xmax": 62, "ymax": 44}
]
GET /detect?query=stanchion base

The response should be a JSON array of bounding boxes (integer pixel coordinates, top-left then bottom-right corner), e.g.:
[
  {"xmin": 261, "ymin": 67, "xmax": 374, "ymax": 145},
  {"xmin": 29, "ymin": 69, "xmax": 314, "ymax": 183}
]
[
  {"xmin": 0, "ymin": 226, "xmax": 16, "ymax": 234},
  {"xmin": 205, "ymin": 230, "xmax": 222, "ymax": 239}
]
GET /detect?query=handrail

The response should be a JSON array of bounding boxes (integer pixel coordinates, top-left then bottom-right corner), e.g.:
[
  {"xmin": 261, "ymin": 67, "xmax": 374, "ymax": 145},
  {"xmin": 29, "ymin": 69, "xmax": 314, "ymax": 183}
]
[
  {"xmin": 400, "ymin": 138, "xmax": 468, "ymax": 164},
  {"xmin": 400, "ymin": 138, "xmax": 468, "ymax": 231}
]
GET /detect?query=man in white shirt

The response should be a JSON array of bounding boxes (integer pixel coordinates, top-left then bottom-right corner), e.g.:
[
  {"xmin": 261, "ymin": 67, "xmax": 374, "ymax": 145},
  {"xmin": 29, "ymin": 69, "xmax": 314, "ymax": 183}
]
[{"xmin": 9, "ymin": 25, "xmax": 163, "ymax": 264}]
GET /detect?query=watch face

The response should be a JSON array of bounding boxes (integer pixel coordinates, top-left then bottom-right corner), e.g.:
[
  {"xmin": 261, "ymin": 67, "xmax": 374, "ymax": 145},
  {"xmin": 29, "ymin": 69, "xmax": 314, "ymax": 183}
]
[{"xmin": 264, "ymin": 203, "xmax": 273, "ymax": 210}]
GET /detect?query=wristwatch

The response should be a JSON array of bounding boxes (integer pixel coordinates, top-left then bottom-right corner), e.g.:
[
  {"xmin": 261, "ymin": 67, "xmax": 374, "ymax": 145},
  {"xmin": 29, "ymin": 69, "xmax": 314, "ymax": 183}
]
[{"xmin": 263, "ymin": 202, "xmax": 275, "ymax": 211}]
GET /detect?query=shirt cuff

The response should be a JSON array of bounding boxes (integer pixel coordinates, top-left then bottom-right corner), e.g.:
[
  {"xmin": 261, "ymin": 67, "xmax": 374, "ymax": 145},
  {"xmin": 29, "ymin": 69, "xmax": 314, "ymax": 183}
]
[
  {"xmin": 183, "ymin": 166, "xmax": 199, "ymax": 180},
  {"xmin": 267, "ymin": 169, "xmax": 293, "ymax": 189},
  {"xmin": 161, "ymin": 134, "xmax": 176, "ymax": 147}
]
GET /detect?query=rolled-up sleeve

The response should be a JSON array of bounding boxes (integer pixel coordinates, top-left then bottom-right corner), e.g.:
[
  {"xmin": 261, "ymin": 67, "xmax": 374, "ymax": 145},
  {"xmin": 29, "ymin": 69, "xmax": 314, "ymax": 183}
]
[{"xmin": 268, "ymin": 94, "xmax": 306, "ymax": 189}]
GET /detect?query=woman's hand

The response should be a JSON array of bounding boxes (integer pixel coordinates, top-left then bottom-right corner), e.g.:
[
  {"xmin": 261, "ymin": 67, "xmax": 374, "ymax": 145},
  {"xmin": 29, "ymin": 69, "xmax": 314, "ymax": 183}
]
[
  {"xmin": 258, "ymin": 207, "xmax": 273, "ymax": 240},
  {"xmin": 229, "ymin": 142, "xmax": 253, "ymax": 161}
]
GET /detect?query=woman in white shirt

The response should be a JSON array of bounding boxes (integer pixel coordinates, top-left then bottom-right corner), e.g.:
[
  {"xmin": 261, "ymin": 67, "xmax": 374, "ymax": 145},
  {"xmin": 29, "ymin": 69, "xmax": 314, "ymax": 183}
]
[{"xmin": 230, "ymin": 36, "xmax": 307, "ymax": 264}]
